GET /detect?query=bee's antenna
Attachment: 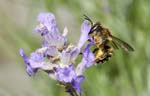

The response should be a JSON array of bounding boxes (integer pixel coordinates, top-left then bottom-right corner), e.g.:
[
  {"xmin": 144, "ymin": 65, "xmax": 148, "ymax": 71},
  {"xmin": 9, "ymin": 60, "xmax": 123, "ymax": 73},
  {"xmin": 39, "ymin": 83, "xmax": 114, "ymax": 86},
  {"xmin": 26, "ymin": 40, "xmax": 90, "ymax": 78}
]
[{"xmin": 83, "ymin": 14, "xmax": 93, "ymax": 26}]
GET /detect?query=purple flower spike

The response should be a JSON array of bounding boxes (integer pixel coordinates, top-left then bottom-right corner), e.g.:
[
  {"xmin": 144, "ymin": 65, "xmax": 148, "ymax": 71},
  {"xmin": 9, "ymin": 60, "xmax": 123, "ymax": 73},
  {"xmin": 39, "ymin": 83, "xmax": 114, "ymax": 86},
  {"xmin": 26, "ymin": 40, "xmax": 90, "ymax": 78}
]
[
  {"xmin": 19, "ymin": 12, "xmax": 99, "ymax": 96},
  {"xmin": 77, "ymin": 20, "xmax": 92, "ymax": 50},
  {"xmin": 55, "ymin": 65, "xmax": 76, "ymax": 83}
]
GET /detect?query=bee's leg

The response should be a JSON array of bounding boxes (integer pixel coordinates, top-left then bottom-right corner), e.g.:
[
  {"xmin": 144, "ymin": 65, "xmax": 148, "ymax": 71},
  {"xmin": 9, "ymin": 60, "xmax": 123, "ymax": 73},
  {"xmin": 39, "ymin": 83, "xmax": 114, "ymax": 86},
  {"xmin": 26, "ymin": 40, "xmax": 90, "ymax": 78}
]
[
  {"xmin": 93, "ymin": 48, "xmax": 99, "ymax": 53},
  {"xmin": 95, "ymin": 59, "xmax": 101, "ymax": 63}
]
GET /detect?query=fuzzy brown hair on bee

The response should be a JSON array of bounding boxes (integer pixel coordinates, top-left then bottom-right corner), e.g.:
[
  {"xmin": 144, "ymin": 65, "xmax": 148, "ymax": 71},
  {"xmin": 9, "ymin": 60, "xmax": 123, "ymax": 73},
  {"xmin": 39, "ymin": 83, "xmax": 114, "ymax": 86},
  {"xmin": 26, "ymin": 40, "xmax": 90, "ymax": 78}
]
[{"xmin": 84, "ymin": 15, "xmax": 134, "ymax": 64}]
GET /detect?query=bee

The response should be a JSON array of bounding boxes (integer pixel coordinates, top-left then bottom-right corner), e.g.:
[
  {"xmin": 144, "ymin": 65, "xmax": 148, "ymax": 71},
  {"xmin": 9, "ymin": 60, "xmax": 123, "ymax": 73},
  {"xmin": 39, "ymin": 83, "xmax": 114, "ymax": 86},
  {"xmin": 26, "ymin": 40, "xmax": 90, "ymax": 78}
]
[{"xmin": 84, "ymin": 15, "xmax": 134, "ymax": 63}]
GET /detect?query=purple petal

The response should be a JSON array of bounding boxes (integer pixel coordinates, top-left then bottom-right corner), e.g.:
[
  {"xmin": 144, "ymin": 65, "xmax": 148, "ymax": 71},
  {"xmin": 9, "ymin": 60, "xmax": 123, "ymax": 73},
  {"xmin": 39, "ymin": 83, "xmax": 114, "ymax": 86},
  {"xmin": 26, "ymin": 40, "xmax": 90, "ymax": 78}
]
[
  {"xmin": 19, "ymin": 49, "xmax": 37, "ymax": 76},
  {"xmin": 61, "ymin": 50, "xmax": 71, "ymax": 65},
  {"xmin": 75, "ymin": 58, "xmax": 87, "ymax": 76},
  {"xmin": 43, "ymin": 30, "xmax": 66, "ymax": 49},
  {"xmin": 82, "ymin": 43, "xmax": 95, "ymax": 67},
  {"xmin": 55, "ymin": 36, "xmax": 66, "ymax": 49},
  {"xmin": 72, "ymin": 75, "xmax": 84, "ymax": 94},
  {"xmin": 76, "ymin": 43, "xmax": 95, "ymax": 75},
  {"xmin": 19, "ymin": 48, "xmax": 49, "ymax": 76},
  {"xmin": 42, "ymin": 40, "xmax": 48, "ymax": 47},
  {"xmin": 77, "ymin": 20, "xmax": 92, "ymax": 49},
  {"xmin": 30, "ymin": 51, "xmax": 44, "ymax": 62},
  {"xmin": 45, "ymin": 46, "xmax": 59, "ymax": 57},
  {"xmin": 26, "ymin": 64, "xmax": 37, "ymax": 76},
  {"xmin": 70, "ymin": 48, "xmax": 80, "ymax": 61},
  {"xmin": 34, "ymin": 24, "xmax": 49, "ymax": 36},
  {"xmin": 55, "ymin": 65, "xmax": 76, "ymax": 83},
  {"xmin": 61, "ymin": 47, "xmax": 79, "ymax": 65},
  {"xmin": 37, "ymin": 12, "xmax": 59, "ymax": 34},
  {"xmin": 20, "ymin": 48, "xmax": 28, "ymax": 63}
]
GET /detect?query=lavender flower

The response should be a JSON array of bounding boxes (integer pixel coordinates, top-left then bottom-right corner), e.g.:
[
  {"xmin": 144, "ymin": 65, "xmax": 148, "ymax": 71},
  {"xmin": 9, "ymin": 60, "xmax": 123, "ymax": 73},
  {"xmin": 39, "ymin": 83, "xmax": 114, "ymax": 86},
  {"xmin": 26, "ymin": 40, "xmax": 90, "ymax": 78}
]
[{"xmin": 20, "ymin": 12, "xmax": 95, "ymax": 96}]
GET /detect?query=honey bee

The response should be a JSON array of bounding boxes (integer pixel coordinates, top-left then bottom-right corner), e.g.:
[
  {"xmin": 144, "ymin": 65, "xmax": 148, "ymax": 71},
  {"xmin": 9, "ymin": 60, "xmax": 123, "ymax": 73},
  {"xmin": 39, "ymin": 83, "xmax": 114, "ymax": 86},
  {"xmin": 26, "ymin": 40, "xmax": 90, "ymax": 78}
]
[{"xmin": 84, "ymin": 15, "xmax": 134, "ymax": 63}]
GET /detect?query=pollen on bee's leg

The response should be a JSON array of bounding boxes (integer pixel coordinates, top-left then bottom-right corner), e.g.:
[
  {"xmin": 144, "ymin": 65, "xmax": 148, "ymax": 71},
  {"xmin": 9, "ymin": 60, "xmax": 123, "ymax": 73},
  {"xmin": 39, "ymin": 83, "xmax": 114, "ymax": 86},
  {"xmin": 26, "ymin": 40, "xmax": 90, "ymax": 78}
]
[
  {"xmin": 108, "ymin": 52, "xmax": 112, "ymax": 56},
  {"xmin": 109, "ymin": 48, "xmax": 113, "ymax": 52}
]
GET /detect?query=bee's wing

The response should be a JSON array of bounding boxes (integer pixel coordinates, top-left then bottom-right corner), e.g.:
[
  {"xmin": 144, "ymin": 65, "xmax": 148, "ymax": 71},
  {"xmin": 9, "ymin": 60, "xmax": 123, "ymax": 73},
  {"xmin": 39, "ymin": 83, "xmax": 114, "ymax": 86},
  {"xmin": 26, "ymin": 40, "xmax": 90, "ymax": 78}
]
[
  {"xmin": 111, "ymin": 41, "xmax": 119, "ymax": 50},
  {"xmin": 111, "ymin": 36, "xmax": 134, "ymax": 52}
]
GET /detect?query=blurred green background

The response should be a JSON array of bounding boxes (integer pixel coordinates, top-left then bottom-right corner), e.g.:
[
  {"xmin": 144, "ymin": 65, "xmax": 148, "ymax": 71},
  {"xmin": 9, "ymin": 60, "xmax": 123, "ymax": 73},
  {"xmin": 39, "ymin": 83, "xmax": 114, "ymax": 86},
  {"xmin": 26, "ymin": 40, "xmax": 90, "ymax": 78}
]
[{"xmin": 0, "ymin": 0, "xmax": 149, "ymax": 96}]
